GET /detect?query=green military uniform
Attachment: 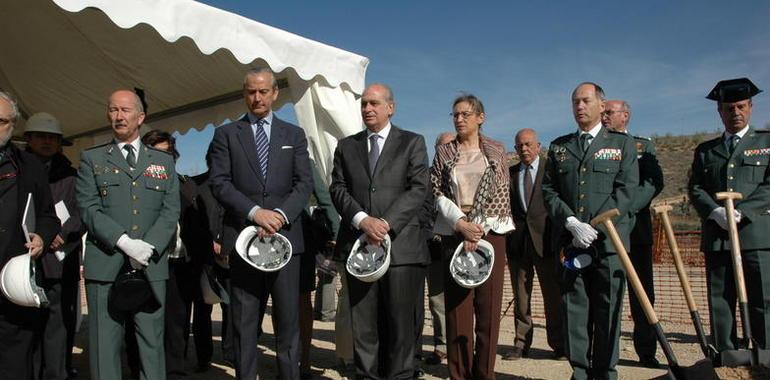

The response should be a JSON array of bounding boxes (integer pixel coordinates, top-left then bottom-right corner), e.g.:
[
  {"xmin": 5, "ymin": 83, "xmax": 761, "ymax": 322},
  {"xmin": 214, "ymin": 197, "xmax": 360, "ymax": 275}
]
[
  {"xmin": 689, "ymin": 126, "xmax": 770, "ymax": 352},
  {"xmin": 76, "ymin": 142, "xmax": 180, "ymax": 380},
  {"xmin": 542, "ymin": 126, "xmax": 638, "ymax": 380},
  {"xmin": 627, "ymin": 135, "xmax": 664, "ymax": 362}
]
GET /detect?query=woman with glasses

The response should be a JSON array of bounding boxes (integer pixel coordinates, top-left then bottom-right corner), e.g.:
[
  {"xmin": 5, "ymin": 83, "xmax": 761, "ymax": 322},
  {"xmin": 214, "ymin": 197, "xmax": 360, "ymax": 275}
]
[{"xmin": 430, "ymin": 94, "xmax": 514, "ymax": 379}]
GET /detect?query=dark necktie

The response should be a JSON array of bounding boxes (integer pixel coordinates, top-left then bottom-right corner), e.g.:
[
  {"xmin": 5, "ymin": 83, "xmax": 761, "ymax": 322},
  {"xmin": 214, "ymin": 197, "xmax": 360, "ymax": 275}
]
[
  {"xmin": 729, "ymin": 135, "xmax": 741, "ymax": 155},
  {"xmin": 580, "ymin": 133, "xmax": 592, "ymax": 153},
  {"xmin": 123, "ymin": 144, "xmax": 136, "ymax": 168},
  {"xmin": 369, "ymin": 134, "xmax": 381, "ymax": 174},
  {"xmin": 254, "ymin": 119, "xmax": 269, "ymax": 178},
  {"xmin": 523, "ymin": 164, "xmax": 533, "ymax": 208}
]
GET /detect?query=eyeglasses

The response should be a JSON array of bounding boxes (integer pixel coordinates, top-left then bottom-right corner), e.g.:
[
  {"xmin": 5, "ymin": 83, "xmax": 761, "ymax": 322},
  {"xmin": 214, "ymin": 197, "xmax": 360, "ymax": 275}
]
[
  {"xmin": 601, "ymin": 110, "xmax": 626, "ymax": 116},
  {"xmin": 450, "ymin": 111, "xmax": 478, "ymax": 120},
  {"xmin": 0, "ymin": 118, "xmax": 11, "ymax": 127}
]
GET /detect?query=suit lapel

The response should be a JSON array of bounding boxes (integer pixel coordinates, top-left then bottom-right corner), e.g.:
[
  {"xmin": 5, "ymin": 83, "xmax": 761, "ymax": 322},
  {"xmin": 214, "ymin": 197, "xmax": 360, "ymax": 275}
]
[
  {"xmin": 356, "ymin": 131, "xmax": 371, "ymax": 178},
  {"xmin": 237, "ymin": 120, "xmax": 265, "ymax": 185},
  {"xmin": 372, "ymin": 126, "xmax": 402, "ymax": 178},
  {"xmin": 265, "ymin": 118, "xmax": 287, "ymax": 183},
  {"xmin": 511, "ymin": 163, "xmax": 523, "ymax": 210},
  {"xmin": 711, "ymin": 136, "xmax": 729, "ymax": 160},
  {"xmin": 105, "ymin": 143, "xmax": 133, "ymax": 177}
]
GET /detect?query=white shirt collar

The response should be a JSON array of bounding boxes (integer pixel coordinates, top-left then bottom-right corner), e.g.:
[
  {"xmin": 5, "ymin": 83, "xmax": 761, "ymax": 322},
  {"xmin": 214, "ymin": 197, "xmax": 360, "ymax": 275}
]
[
  {"xmin": 724, "ymin": 124, "xmax": 750, "ymax": 140},
  {"xmin": 116, "ymin": 137, "xmax": 141, "ymax": 158},
  {"xmin": 579, "ymin": 122, "xmax": 602, "ymax": 139},
  {"xmin": 247, "ymin": 111, "xmax": 273, "ymax": 126},
  {"xmin": 367, "ymin": 122, "xmax": 392, "ymax": 141},
  {"xmin": 519, "ymin": 155, "xmax": 540, "ymax": 171}
]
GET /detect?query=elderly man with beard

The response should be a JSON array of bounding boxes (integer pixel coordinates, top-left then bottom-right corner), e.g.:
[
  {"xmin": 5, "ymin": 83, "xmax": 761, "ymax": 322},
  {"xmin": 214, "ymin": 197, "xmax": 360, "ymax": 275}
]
[{"xmin": 0, "ymin": 91, "xmax": 60, "ymax": 378}]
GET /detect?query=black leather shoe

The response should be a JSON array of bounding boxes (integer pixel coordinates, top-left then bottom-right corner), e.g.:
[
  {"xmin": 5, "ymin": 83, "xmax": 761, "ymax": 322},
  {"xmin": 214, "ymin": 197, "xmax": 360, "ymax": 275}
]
[
  {"xmin": 414, "ymin": 366, "xmax": 426, "ymax": 378},
  {"xmin": 66, "ymin": 367, "xmax": 78, "ymax": 379},
  {"xmin": 552, "ymin": 349, "xmax": 567, "ymax": 360},
  {"xmin": 502, "ymin": 346, "xmax": 526, "ymax": 360},
  {"xmin": 424, "ymin": 350, "xmax": 447, "ymax": 365},
  {"xmin": 640, "ymin": 356, "xmax": 661, "ymax": 368}
]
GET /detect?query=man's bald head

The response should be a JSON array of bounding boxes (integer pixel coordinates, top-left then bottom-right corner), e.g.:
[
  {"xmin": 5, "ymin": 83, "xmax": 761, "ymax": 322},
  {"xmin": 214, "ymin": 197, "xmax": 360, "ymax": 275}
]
[
  {"xmin": 435, "ymin": 131, "xmax": 455, "ymax": 148},
  {"xmin": 601, "ymin": 100, "xmax": 630, "ymax": 132}
]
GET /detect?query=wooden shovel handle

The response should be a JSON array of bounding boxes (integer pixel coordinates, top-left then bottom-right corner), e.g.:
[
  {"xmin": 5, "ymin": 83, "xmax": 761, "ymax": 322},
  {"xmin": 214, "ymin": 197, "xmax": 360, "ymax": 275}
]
[
  {"xmin": 591, "ymin": 209, "xmax": 659, "ymax": 325},
  {"xmin": 715, "ymin": 192, "xmax": 748, "ymax": 304},
  {"xmin": 652, "ymin": 205, "xmax": 699, "ymax": 312}
]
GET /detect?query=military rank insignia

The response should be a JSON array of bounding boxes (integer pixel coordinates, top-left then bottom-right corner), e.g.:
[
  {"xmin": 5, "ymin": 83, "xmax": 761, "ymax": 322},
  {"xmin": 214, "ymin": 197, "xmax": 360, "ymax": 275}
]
[
  {"xmin": 554, "ymin": 146, "xmax": 568, "ymax": 162},
  {"xmin": 143, "ymin": 164, "xmax": 168, "ymax": 180},
  {"xmin": 594, "ymin": 148, "xmax": 622, "ymax": 161},
  {"xmin": 743, "ymin": 148, "xmax": 770, "ymax": 157}
]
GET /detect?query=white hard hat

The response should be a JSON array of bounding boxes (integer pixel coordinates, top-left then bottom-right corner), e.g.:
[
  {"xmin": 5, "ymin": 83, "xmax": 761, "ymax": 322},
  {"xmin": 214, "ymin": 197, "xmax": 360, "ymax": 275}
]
[
  {"xmin": 0, "ymin": 253, "xmax": 49, "ymax": 307},
  {"xmin": 200, "ymin": 267, "xmax": 228, "ymax": 305},
  {"xmin": 24, "ymin": 112, "xmax": 72, "ymax": 146},
  {"xmin": 346, "ymin": 234, "xmax": 391, "ymax": 282},
  {"xmin": 235, "ymin": 226, "xmax": 292, "ymax": 272},
  {"xmin": 450, "ymin": 239, "xmax": 495, "ymax": 288}
]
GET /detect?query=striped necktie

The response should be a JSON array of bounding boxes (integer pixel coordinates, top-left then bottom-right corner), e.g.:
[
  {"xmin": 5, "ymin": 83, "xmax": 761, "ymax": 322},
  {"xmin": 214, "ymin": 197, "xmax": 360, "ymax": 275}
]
[{"xmin": 254, "ymin": 119, "xmax": 269, "ymax": 178}]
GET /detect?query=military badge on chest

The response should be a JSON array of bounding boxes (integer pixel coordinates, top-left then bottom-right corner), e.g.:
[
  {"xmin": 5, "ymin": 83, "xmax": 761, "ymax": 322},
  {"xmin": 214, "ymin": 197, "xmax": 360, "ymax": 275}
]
[
  {"xmin": 554, "ymin": 146, "xmax": 568, "ymax": 163},
  {"xmin": 636, "ymin": 142, "xmax": 644, "ymax": 159},
  {"xmin": 594, "ymin": 148, "xmax": 622, "ymax": 161},
  {"xmin": 143, "ymin": 164, "xmax": 168, "ymax": 180}
]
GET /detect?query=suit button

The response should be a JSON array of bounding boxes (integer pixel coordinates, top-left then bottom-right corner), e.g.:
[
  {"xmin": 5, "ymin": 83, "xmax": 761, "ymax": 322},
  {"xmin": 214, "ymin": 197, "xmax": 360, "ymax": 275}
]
[
  {"xmin": 263, "ymin": 192, "xmax": 268, "ymax": 197},
  {"xmin": 0, "ymin": 227, "xmax": 5, "ymax": 233},
  {"xmin": 370, "ymin": 187, "xmax": 376, "ymax": 193},
  {"xmin": 131, "ymin": 225, "xmax": 139, "ymax": 231},
  {"xmin": 578, "ymin": 207, "xmax": 584, "ymax": 212}
]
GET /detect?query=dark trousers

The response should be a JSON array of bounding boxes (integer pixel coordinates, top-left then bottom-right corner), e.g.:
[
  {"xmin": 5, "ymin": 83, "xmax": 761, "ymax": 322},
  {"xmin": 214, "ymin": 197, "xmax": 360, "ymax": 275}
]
[
  {"xmin": 348, "ymin": 264, "xmax": 426, "ymax": 380},
  {"xmin": 34, "ymin": 280, "xmax": 67, "ymax": 380},
  {"xmin": 232, "ymin": 254, "xmax": 300, "ymax": 380},
  {"xmin": 444, "ymin": 233, "xmax": 506, "ymax": 380},
  {"xmin": 60, "ymin": 263, "xmax": 79, "ymax": 373},
  {"xmin": 627, "ymin": 243, "xmax": 657, "ymax": 359},
  {"xmin": 563, "ymin": 253, "xmax": 625, "ymax": 380},
  {"xmin": 507, "ymin": 246, "xmax": 563, "ymax": 353},
  {"xmin": 214, "ymin": 263, "xmax": 234, "ymax": 364},
  {"xmin": 0, "ymin": 299, "xmax": 42, "ymax": 378},
  {"xmin": 165, "ymin": 260, "xmax": 196, "ymax": 375},
  {"xmin": 705, "ymin": 249, "xmax": 770, "ymax": 351}
]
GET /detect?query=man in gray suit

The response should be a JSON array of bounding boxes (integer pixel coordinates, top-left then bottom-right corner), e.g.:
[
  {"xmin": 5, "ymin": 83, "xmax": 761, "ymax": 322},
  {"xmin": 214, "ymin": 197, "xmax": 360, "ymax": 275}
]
[
  {"xmin": 209, "ymin": 68, "xmax": 313, "ymax": 379},
  {"xmin": 503, "ymin": 128, "xmax": 564, "ymax": 360},
  {"xmin": 330, "ymin": 83, "xmax": 429, "ymax": 379}
]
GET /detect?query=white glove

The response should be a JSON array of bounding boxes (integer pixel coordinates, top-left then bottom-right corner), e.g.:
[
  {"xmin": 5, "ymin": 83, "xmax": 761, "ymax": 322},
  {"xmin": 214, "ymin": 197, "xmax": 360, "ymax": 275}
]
[
  {"xmin": 565, "ymin": 216, "xmax": 599, "ymax": 249},
  {"xmin": 708, "ymin": 207, "xmax": 742, "ymax": 230},
  {"xmin": 116, "ymin": 235, "xmax": 155, "ymax": 266}
]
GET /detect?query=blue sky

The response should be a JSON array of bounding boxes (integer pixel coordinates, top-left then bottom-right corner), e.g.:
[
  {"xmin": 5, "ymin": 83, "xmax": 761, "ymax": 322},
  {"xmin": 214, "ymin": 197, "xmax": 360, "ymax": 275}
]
[{"xmin": 176, "ymin": 0, "xmax": 770, "ymax": 175}]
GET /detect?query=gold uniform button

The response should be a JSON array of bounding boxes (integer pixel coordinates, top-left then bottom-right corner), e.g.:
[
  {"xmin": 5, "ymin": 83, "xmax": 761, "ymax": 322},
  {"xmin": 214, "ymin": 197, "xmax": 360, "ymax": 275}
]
[
  {"xmin": 728, "ymin": 188, "xmax": 734, "ymax": 192},
  {"xmin": 132, "ymin": 195, "xmax": 139, "ymax": 201},
  {"xmin": 580, "ymin": 180, "xmax": 586, "ymax": 185},
  {"xmin": 132, "ymin": 210, "xmax": 139, "ymax": 215},
  {"xmin": 578, "ymin": 207, "xmax": 585, "ymax": 212},
  {"xmin": 579, "ymin": 194, "xmax": 585, "ymax": 199},
  {"xmin": 581, "ymin": 167, "xmax": 587, "ymax": 172},
  {"xmin": 728, "ymin": 176, "xmax": 734, "ymax": 180},
  {"xmin": 757, "ymin": 161, "xmax": 762, "ymax": 165},
  {"xmin": 155, "ymin": 186, "xmax": 160, "ymax": 190},
  {"xmin": 100, "ymin": 189, "xmax": 107, "ymax": 196},
  {"xmin": 113, "ymin": 169, "xmax": 120, "ymax": 173},
  {"xmin": 729, "ymin": 163, "xmax": 735, "ymax": 168},
  {"xmin": 131, "ymin": 225, "xmax": 139, "ymax": 231},
  {"xmin": 132, "ymin": 181, "xmax": 137, "ymax": 187}
]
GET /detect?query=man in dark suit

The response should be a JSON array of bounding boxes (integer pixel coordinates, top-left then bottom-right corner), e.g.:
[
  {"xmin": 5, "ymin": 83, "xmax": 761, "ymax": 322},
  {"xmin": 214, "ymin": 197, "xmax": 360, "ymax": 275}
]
[
  {"xmin": 209, "ymin": 68, "xmax": 313, "ymax": 379},
  {"xmin": 602, "ymin": 100, "xmax": 664, "ymax": 367},
  {"xmin": 503, "ymin": 128, "xmax": 564, "ymax": 361},
  {"xmin": 330, "ymin": 83, "xmax": 429, "ymax": 379},
  {"xmin": 542, "ymin": 82, "xmax": 638, "ymax": 380},
  {"xmin": 689, "ymin": 78, "xmax": 770, "ymax": 353},
  {"xmin": 0, "ymin": 91, "xmax": 60, "ymax": 379}
]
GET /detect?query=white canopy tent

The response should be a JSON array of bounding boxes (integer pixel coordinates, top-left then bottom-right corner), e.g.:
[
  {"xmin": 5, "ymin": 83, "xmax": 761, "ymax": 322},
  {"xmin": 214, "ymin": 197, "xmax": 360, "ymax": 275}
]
[{"xmin": 0, "ymin": 0, "xmax": 369, "ymax": 180}]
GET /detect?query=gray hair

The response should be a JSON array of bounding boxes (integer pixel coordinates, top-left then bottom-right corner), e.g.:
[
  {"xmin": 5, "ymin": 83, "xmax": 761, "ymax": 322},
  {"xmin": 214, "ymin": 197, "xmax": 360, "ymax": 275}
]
[
  {"xmin": 366, "ymin": 83, "xmax": 395, "ymax": 104},
  {"xmin": 244, "ymin": 67, "xmax": 278, "ymax": 89},
  {"xmin": 0, "ymin": 90, "xmax": 20, "ymax": 122}
]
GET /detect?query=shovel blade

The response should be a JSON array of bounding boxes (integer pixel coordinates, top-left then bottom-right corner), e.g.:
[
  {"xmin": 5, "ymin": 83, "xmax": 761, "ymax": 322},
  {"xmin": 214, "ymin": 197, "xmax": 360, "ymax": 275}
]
[
  {"xmin": 670, "ymin": 359, "xmax": 720, "ymax": 380},
  {"xmin": 717, "ymin": 349, "xmax": 753, "ymax": 367}
]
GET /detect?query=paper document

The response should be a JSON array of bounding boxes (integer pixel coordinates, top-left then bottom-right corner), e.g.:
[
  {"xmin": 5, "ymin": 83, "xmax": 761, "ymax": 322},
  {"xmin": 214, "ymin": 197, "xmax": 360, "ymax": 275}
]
[
  {"xmin": 55, "ymin": 201, "xmax": 70, "ymax": 226},
  {"xmin": 21, "ymin": 193, "xmax": 35, "ymax": 244}
]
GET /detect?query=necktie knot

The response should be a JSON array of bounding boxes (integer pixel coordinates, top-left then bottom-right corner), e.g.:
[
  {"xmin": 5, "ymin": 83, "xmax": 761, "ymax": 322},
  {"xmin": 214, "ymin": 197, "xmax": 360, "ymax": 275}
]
[
  {"xmin": 730, "ymin": 135, "xmax": 741, "ymax": 154},
  {"xmin": 580, "ymin": 133, "xmax": 592, "ymax": 153}
]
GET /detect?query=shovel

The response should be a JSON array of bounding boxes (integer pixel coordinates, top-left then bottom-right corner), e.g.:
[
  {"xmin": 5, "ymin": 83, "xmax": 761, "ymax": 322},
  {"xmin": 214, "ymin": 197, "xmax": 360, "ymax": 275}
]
[
  {"xmin": 715, "ymin": 192, "xmax": 770, "ymax": 367},
  {"xmin": 591, "ymin": 209, "xmax": 719, "ymax": 380},
  {"xmin": 653, "ymin": 205, "xmax": 716, "ymax": 362}
]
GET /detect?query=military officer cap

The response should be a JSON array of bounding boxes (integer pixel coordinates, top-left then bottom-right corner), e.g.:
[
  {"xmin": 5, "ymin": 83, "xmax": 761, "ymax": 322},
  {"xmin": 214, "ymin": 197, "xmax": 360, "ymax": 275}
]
[{"xmin": 706, "ymin": 77, "xmax": 762, "ymax": 102}]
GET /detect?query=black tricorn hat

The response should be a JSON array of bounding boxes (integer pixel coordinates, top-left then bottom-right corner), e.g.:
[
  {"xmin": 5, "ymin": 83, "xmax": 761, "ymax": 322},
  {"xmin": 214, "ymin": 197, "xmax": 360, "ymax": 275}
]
[{"xmin": 706, "ymin": 77, "xmax": 762, "ymax": 102}]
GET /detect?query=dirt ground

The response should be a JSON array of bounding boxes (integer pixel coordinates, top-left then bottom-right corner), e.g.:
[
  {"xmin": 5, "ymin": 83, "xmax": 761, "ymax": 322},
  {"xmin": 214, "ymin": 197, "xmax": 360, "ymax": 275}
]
[{"xmin": 70, "ymin": 304, "xmax": 770, "ymax": 380}]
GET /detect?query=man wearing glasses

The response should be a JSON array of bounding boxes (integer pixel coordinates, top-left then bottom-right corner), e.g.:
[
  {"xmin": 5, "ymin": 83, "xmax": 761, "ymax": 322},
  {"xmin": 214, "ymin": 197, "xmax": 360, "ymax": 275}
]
[{"xmin": 602, "ymin": 100, "xmax": 664, "ymax": 368}]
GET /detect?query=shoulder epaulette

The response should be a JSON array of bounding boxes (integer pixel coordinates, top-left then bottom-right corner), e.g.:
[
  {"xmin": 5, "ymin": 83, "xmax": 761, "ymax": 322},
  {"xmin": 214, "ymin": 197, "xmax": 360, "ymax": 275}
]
[
  {"xmin": 84, "ymin": 141, "xmax": 111, "ymax": 151},
  {"xmin": 633, "ymin": 135, "xmax": 652, "ymax": 141}
]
